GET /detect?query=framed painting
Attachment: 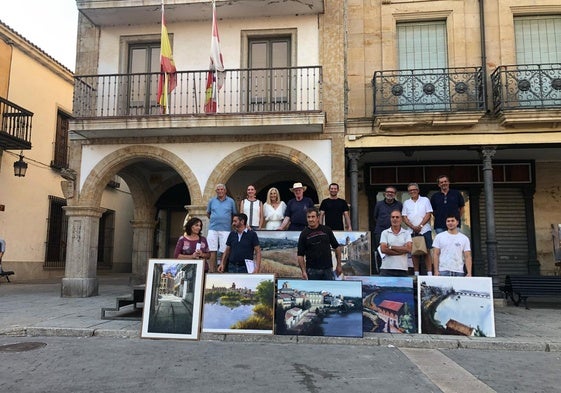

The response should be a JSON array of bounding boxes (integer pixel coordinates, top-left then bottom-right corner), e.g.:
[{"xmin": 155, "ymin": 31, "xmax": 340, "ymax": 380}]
[
  {"xmin": 345, "ymin": 276, "xmax": 416, "ymax": 334},
  {"xmin": 202, "ymin": 274, "xmax": 275, "ymax": 334},
  {"xmin": 256, "ymin": 230, "xmax": 371, "ymax": 278},
  {"xmin": 275, "ymin": 279, "xmax": 363, "ymax": 338},
  {"xmin": 141, "ymin": 259, "xmax": 205, "ymax": 340},
  {"xmin": 418, "ymin": 276, "xmax": 495, "ymax": 337}
]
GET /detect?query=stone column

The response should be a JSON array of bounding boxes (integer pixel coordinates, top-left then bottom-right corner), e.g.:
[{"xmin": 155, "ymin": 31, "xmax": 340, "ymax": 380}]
[
  {"xmin": 130, "ymin": 219, "xmax": 157, "ymax": 285},
  {"xmin": 481, "ymin": 147, "xmax": 498, "ymax": 283},
  {"xmin": 61, "ymin": 206, "xmax": 106, "ymax": 298},
  {"xmin": 185, "ymin": 205, "xmax": 209, "ymax": 234},
  {"xmin": 347, "ymin": 150, "xmax": 362, "ymax": 230}
]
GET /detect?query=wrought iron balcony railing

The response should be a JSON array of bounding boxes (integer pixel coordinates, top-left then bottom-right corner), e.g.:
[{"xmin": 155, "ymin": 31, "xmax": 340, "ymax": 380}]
[
  {"xmin": 491, "ymin": 63, "xmax": 561, "ymax": 113},
  {"xmin": 0, "ymin": 96, "xmax": 33, "ymax": 150},
  {"xmin": 372, "ymin": 67, "xmax": 484, "ymax": 115},
  {"xmin": 73, "ymin": 66, "xmax": 322, "ymax": 118}
]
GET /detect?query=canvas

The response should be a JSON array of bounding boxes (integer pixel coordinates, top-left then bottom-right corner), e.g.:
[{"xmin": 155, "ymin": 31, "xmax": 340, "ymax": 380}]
[
  {"xmin": 202, "ymin": 274, "xmax": 275, "ymax": 334},
  {"xmin": 275, "ymin": 279, "xmax": 363, "ymax": 338},
  {"xmin": 141, "ymin": 259, "xmax": 205, "ymax": 340},
  {"xmin": 418, "ymin": 276, "xmax": 496, "ymax": 337},
  {"xmin": 256, "ymin": 230, "xmax": 371, "ymax": 278},
  {"xmin": 346, "ymin": 276, "xmax": 416, "ymax": 334}
]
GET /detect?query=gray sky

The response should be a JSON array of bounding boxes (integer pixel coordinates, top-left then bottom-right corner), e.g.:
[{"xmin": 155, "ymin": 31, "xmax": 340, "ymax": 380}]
[{"xmin": 1, "ymin": 0, "xmax": 78, "ymax": 71}]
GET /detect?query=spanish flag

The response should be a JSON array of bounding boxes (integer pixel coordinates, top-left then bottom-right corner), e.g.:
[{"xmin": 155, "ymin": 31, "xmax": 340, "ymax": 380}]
[
  {"xmin": 157, "ymin": 3, "xmax": 177, "ymax": 114},
  {"xmin": 204, "ymin": 0, "xmax": 225, "ymax": 113}
]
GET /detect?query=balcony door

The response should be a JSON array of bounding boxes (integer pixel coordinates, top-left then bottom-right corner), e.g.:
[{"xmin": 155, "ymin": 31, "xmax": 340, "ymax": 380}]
[
  {"xmin": 127, "ymin": 43, "xmax": 161, "ymax": 115},
  {"xmin": 397, "ymin": 21, "xmax": 449, "ymax": 111},
  {"xmin": 515, "ymin": 16, "xmax": 561, "ymax": 107},
  {"xmin": 247, "ymin": 37, "xmax": 291, "ymax": 112}
]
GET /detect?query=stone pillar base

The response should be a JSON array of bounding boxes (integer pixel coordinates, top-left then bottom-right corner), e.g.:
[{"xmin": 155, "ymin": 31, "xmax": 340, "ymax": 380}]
[
  {"xmin": 61, "ymin": 278, "xmax": 99, "ymax": 298},
  {"xmin": 129, "ymin": 274, "xmax": 146, "ymax": 286}
]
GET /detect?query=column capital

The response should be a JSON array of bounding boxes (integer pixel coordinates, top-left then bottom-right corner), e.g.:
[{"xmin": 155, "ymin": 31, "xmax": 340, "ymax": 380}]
[
  {"xmin": 63, "ymin": 206, "xmax": 106, "ymax": 218},
  {"xmin": 347, "ymin": 150, "xmax": 363, "ymax": 162}
]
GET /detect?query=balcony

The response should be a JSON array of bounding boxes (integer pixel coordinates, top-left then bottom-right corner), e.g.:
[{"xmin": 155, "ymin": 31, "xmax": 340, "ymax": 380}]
[
  {"xmin": 77, "ymin": 0, "xmax": 325, "ymax": 26},
  {"xmin": 0, "ymin": 97, "xmax": 33, "ymax": 150},
  {"xmin": 491, "ymin": 63, "xmax": 561, "ymax": 127},
  {"xmin": 71, "ymin": 66, "xmax": 324, "ymax": 138},
  {"xmin": 372, "ymin": 67, "xmax": 485, "ymax": 130}
]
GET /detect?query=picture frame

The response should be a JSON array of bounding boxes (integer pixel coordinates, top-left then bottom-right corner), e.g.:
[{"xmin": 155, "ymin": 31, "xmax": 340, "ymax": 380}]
[
  {"xmin": 345, "ymin": 276, "xmax": 416, "ymax": 334},
  {"xmin": 418, "ymin": 276, "xmax": 495, "ymax": 337},
  {"xmin": 202, "ymin": 274, "xmax": 276, "ymax": 334},
  {"xmin": 256, "ymin": 230, "xmax": 371, "ymax": 278},
  {"xmin": 275, "ymin": 279, "xmax": 363, "ymax": 338},
  {"xmin": 141, "ymin": 259, "xmax": 205, "ymax": 340}
]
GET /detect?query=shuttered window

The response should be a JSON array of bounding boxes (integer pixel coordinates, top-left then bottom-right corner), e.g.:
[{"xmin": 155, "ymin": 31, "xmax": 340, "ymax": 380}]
[
  {"xmin": 398, "ymin": 21, "xmax": 448, "ymax": 70},
  {"xmin": 515, "ymin": 16, "xmax": 561, "ymax": 64}
]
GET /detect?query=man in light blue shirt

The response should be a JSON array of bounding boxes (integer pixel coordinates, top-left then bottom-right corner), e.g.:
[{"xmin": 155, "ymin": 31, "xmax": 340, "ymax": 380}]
[{"xmin": 206, "ymin": 184, "xmax": 237, "ymax": 272}]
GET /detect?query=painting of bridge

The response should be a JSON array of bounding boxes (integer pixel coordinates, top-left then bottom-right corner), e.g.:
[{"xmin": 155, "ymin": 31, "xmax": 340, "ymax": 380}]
[
  {"xmin": 345, "ymin": 276, "xmax": 416, "ymax": 334},
  {"xmin": 418, "ymin": 276, "xmax": 495, "ymax": 337},
  {"xmin": 256, "ymin": 230, "xmax": 371, "ymax": 278}
]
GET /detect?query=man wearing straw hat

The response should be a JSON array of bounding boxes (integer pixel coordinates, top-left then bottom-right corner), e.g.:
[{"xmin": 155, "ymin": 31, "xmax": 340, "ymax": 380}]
[{"xmin": 278, "ymin": 182, "xmax": 315, "ymax": 231}]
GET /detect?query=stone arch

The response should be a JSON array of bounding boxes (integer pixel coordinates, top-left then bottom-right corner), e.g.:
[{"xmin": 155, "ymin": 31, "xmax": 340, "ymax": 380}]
[
  {"xmin": 78, "ymin": 145, "xmax": 202, "ymax": 208},
  {"xmin": 203, "ymin": 143, "xmax": 330, "ymax": 201}
]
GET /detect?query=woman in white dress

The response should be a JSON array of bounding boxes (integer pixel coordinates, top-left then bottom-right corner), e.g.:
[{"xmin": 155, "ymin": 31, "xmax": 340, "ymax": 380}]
[
  {"xmin": 240, "ymin": 184, "xmax": 264, "ymax": 230},
  {"xmin": 263, "ymin": 187, "xmax": 287, "ymax": 230}
]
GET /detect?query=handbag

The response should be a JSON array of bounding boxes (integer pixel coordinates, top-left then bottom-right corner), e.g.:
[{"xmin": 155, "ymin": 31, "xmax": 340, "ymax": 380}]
[{"xmin": 411, "ymin": 236, "xmax": 428, "ymax": 256}]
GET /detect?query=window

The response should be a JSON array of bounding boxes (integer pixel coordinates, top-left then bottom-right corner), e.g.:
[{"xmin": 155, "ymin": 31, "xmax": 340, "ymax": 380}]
[
  {"xmin": 397, "ymin": 21, "xmax": 449, "ymax": 111},
  {"xmin": 127, "ymin": 43, "xmax": 161, "ymax": 115},
  {"xmin": 98, "ymin": 210, "xmax": 115, "ymax": 269},
  {"xmin": 44, "ymin": 196, "xmax": 67, "ymax": 269},
  {"xmin": 51, "ymin": 110, "xmax": 70, "ymax": 169}
]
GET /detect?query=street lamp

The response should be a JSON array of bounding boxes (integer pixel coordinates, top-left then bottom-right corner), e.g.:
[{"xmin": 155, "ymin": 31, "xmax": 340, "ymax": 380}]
[{"xmin": 13, "ymin": 154, "xmax": 28, "ymax": 177}]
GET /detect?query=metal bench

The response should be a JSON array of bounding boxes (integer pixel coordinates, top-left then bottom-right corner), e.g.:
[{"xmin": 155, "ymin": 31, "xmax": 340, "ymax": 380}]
[{"xmin": 500, "ymin": 275, "xmax": 561, "ymax": 309}]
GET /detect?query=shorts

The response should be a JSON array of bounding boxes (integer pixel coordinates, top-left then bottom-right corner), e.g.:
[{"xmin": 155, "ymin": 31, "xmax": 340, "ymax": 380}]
[
  {"xmin": 207, "ymin": 230, "xmax": 229, "ymax": 253},
  {"xmin": 439, "ymin": 270, "xmax": 465, "ymax": 277}
]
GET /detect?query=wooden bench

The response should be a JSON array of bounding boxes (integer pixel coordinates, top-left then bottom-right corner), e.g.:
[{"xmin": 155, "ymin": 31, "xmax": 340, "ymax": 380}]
[
  {"xmin": 500, "ymin": 275, "xmax": 561, "ymax": 309},
  {"xmin": 0, "ymin": 270, "xmax": 14, "ymax": 283}
]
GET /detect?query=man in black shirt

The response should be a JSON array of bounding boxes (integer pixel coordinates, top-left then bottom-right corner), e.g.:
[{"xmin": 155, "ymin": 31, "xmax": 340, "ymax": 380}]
[
  {"xmin": 297, "ymin": 207, "xmax": 342, "ymax": 280},
  {"xmin": 319, "ymin": 183, "xmax": 352, "ymax": 231},
  {"xmin": 218, "ymin": 213, "xmax": 261, "ymax": 274}
]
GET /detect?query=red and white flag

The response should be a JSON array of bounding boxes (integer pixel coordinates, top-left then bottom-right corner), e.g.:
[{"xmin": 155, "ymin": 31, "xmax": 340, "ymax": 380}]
[
  {"xmin": 157, "ymin": 2, "xmax": 177, "ymax": 114},
  {"xmin": 205, "ymin": 1, "xmax": 225, "ymax": 113}
]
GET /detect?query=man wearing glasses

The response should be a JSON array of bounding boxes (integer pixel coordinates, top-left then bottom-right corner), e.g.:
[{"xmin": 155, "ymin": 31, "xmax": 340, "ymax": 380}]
[
  {"xmin": 372, "ymin": 186, "xmax": 402, "ymax": 272},
  {"xmin": 430, "ymin": 175, "xmax": 465, "ymax": 234},
  {"xmin": 402, "ymin": 183, "xmax": 433, "ymax": 276}
]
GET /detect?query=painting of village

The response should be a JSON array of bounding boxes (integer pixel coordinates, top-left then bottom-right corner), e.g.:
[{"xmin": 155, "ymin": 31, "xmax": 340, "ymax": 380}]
[
  {"xmin": 418, "ymin": 276, "xmax": 495, "ymax": 337},
  {"xmin": 202, "ymin": 274, "xmax": 275, "ymax": 334},
  {"xmin": 346, "ymin": 276, "xmax": 417, "ymax": 334},
  {"xmin": 256, "ymin": 230, "xmax": 371, "ymax": 277},
  {"xmin": 275, "ymin": 279, "xmax": 363, "ymax": 338},
  {"xmin": 141, "ymin": 259, "xmax": 205, "ymax": 340}
]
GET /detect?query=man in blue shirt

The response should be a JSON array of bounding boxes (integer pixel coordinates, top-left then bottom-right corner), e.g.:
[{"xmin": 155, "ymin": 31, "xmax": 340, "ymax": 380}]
[
  {"xmin": 218, "ymin": 214, "xmax": 261, "ymax": 274},
  {"xmin": 430, "ymin": 175, "xmax": 465, "ymax": 234},
  {"xmin": 207, "ymin": 183, "xmax": 237, "ymax": 272},
  {"xmin": 278, "ymin": 182, "xmax": 315, "ymax": 231}
]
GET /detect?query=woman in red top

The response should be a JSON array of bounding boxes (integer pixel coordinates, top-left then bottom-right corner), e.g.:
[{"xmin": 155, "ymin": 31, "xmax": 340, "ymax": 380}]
[{"xmin": 174, "ymin": 217, "xmax": 211, "ymax": 271}]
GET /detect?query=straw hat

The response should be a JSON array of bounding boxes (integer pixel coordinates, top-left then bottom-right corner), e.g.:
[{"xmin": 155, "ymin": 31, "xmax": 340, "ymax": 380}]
[{"xmin": 289, "ymin": 182, "xmax": 307, "ymax": 192}]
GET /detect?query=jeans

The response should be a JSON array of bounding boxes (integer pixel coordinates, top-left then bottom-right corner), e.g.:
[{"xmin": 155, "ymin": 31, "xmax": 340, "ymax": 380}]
[
  {"xmin": 227, "ymin": 263, "xmax": 248, "ymax": 273},
  {"xmin": 435, "ymin": 228, "xmax": 446, "ymax": 234},
  {"xmin": 380, "ymin": 269, "xmax": 408, "ymax": 277},
  {"xmin": 306, "ymin": 267, "xmax": 334, "ymax": 280},
  {"xmin": 439, "ymin": 270, "xmax": 465, "ymax": 277}
]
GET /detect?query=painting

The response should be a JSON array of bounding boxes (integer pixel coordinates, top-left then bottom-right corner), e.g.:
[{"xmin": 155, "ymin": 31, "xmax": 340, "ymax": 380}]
[
  {"xmin": 275, "ymin": 279, "xmax": 363, "ymax": 338},
  {"xmin": 418, "ymin": 276, "xmax": 495, "ymax": 337},
  {"xmin": 256, "ymin": 230, "xmax": 371, "ymax": 278},
  {"xmin": 345, "ymin": 276, "xmax": 416, "ymax": 334},
  {"xmin": 141, "ymin": 259, "xmax": 205, "ymax": 340},
  {"xmin": 202, "ymin": 274, "xmax": 275, "ymax": 334}
]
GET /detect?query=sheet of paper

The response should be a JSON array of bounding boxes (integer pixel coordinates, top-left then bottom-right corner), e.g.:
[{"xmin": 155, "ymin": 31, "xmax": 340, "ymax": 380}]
[{"xmin": 244, "ymin": 259, "xmax": 255, "ymax": 273}]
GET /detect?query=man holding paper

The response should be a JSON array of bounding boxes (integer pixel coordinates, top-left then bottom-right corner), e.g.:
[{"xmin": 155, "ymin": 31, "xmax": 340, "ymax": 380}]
[{"xmin": 218, "ymin": 213, "xmax": 261, "ymax": 274}]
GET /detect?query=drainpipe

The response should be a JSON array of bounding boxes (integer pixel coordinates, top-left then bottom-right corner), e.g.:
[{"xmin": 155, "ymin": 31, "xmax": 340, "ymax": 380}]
[{"xmin": 479, "ymin": 0, "xmax": 488, "ymax": 112}]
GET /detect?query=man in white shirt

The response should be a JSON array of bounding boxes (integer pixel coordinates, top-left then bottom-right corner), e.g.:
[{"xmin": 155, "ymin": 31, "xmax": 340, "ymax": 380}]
[
  {"xmin": 379, "ymin": 210, "xmax": 412, "ymax": 276},
  {"xmin": 402, "ymin": 183, "xmax": 433, "ymax": 276},
  {"xmin": 433, "ymin": 214, "xmax": 472, "ymax": 276}
]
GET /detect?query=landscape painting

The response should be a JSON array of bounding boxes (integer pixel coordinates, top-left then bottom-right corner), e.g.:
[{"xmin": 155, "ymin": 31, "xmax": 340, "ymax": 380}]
[
  {"xmin": 418, "ymin": 276, "xmax": 495, "ymax": 337},
  {"xmin": 141, "ymin": 259, "xmax": 205, "ymax": 340},
  {"xmin": 256, "ymin": 230, "xmax": 371, "ymax": 278},
  {"xmin": 275, "ymin": 279, "xmax": 363, "ymax": 338},
  {"xmin": 202, "ymin": 274, "xmax": 275, "ymax": 334},
  {"xmin": 346, "ymin": 276, "xmax": 416, "ymax": 334}
]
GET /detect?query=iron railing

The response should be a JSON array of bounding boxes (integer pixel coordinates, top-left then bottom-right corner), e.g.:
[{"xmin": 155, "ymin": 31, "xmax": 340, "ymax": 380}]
[
  {"xmin": 491, "ymin": 63, "xmax": 561, "ymax": 113},
  {"xmin": 73, "ymin": 66, "xmax": 322, "ymax": 118},
  {"xmin": 0, "ymin": 96, "xmax": 33, "ymax": 150},
  {"xmin": 372, "ymin": 67, "xmax": 484, "ymax": 114}
]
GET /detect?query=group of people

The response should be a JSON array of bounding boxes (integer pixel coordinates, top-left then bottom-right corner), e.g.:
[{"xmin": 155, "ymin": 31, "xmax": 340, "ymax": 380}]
[
  {"xmin": 373, "ymin": 175, "xmax": 472, "ymax": 278},
  {"xmin": 174, "ymin": 182, "xmax": 351, "ymax": 280}
]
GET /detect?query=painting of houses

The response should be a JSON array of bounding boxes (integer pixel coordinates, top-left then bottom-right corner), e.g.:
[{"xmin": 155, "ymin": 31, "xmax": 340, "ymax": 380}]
[
  {"xmin": 418, "ymin": 276, "xmax": 495, "ymax": 337},
  {"xmin": 345, "ymin": 276, "xmax": 416, "ymax": 334},
  {"xmin": 202, "ymin": 274, "xmax": 275, "ymax": 334},
  {"xmin": 275, "ymin": 279, "xmax": 363, "ymax": 338},
  {"xmin": 257, "ymin": 230, "xmax": 371, "ymax": 278}
]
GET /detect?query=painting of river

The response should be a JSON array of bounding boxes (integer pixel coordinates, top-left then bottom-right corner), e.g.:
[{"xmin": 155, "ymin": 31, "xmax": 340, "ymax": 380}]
[
  {"xmin": 202, "ymin": 274, "xmax": 275, "ymax": 334},
  {"xmin": 346, "ymin": 276, "xmax": 416, "ymax": 334},
  {"xmin": 418, "ymin": 276, "xmax": 495, "ymax": 337}
]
